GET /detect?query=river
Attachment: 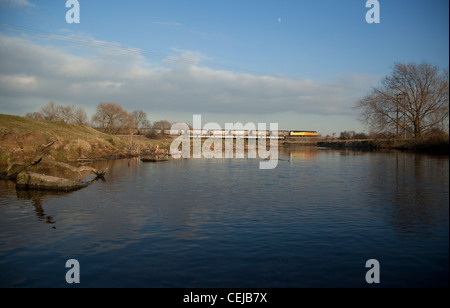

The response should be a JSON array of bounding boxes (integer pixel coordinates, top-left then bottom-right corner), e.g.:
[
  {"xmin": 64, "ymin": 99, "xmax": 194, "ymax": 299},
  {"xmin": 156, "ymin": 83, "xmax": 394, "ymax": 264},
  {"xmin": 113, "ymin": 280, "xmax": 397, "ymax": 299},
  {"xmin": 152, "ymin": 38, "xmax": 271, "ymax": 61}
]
[{"xmin": 0, "ymin": 147, "xmax": 448, "ymax": 287}]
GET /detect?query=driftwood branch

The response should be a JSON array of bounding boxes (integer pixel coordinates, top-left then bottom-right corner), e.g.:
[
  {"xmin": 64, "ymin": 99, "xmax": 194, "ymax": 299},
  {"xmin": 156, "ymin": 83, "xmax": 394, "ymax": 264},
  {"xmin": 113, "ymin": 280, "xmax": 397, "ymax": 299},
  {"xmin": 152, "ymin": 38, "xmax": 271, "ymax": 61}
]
[
  {"xmin": 6, "ymin": 140, "xmax": 56, "ymax": 179},
  {"xmin": 44, "ymin": 159, "xmax": 108, "ymax": 179},
  {"xmin": 3, "ymin": 140, "xmax": 108, "ymax": 191}
]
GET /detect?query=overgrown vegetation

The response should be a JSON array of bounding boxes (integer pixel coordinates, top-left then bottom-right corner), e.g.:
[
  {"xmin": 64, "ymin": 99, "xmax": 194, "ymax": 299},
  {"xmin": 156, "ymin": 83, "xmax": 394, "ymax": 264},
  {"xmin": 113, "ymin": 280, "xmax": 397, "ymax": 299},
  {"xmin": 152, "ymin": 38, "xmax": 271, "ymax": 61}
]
[
  {"xmin": 0, "ymin": 114, "xmax": 172, "ymax": 173},
  {"xmin": 398, "ymin": 129, "xmax": 449, "ymax": 154},
  {"xmin": 25, "ymin": 101, "xmax": 174, "ymax": 136}
]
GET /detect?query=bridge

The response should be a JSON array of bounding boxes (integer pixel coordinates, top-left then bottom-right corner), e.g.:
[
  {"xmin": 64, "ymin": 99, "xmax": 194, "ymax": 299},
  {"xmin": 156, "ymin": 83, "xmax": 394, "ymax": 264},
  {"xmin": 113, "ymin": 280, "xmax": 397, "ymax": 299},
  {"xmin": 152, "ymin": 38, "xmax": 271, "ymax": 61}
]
[{"xmin": 139, "ymin": 129, "xmax": 319, "ymax": 140}]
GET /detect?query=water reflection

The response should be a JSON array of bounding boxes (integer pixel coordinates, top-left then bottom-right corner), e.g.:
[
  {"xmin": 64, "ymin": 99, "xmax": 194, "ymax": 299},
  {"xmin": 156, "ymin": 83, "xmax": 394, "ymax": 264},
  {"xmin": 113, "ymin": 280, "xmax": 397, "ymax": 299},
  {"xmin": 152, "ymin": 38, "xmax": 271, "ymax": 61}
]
[
  {"xmin": 368, "ymin": 151, "xmax": 449, "ymax": 237},
  {"xmin": 0, "ymin": 147, "xmax": 448, "ymax": 287},
  {"xmin": 15, "ymin": 190, "xmax": 72, "ymax": 225},
  {"xmin": 288, "ymin": 147, "xmax": 318, "ymax": 161}
]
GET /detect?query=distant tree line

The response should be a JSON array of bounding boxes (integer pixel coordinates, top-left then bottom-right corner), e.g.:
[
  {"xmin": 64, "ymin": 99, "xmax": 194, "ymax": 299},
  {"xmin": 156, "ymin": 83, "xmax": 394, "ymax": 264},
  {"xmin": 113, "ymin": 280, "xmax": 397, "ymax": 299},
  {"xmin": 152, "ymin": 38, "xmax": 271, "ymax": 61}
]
[
  {"xmin": 91, "ymin": 102, "xmax": 150, "ymax": 134},
  {"xmin": 25, "ymin": 101, "xmax": 89, "ymax": 126},
  {"xmin": 338, "ymin": 131, "xmax": 369, "ymax": 140},
  {"xmin": 24, "ymin": 101, "xmax": 173, "ymax": 137}
]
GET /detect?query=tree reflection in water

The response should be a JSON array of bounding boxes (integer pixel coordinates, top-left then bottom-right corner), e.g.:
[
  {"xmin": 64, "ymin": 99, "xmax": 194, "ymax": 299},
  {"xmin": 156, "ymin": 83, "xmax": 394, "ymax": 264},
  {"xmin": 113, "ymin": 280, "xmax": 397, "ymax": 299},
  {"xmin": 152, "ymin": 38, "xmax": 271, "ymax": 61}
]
[{"xmin": 16, "ymin": 189, "xmax": 74, "ymax": 225}]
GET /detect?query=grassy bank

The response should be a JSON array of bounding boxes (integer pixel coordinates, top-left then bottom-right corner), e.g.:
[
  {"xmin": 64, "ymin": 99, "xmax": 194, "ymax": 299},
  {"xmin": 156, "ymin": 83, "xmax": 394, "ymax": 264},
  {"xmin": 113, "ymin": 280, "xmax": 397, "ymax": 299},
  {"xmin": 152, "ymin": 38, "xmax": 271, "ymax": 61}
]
[{"xmin": 0, "ymin": 114, "xmax": 171, "ymax": 172}]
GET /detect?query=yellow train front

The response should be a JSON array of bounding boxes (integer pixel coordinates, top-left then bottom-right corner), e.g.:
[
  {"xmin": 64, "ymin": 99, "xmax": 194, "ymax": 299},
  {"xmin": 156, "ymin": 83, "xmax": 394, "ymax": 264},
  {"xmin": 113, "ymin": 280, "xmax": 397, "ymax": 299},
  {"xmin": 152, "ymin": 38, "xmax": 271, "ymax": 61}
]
[{"xmin": 289, "ymin": 131, "xmax": 319, "ymax": 137}]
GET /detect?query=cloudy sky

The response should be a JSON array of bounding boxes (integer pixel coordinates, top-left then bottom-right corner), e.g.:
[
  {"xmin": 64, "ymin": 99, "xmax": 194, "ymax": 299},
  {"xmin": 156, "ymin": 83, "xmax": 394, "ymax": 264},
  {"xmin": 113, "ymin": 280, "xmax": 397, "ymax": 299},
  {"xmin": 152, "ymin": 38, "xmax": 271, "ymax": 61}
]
[{"xmin": 0, "ymin": 0, "xmax": 448, "ymax": 135}]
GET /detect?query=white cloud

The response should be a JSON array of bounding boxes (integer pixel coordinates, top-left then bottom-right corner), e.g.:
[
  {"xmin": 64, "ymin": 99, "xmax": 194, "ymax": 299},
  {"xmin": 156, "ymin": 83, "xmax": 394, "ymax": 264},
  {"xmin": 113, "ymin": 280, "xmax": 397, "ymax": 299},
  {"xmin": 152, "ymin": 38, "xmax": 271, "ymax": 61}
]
[
  {"xmin": 164, "ymin": 48, "xmax": 211, "ymax": 66},
  {"xmin": 0, "ymin": 74, "xmax": 37, "ymax": 89},
  {"xmin": 0, "ymin": 33, "xmax": 376, "ymax": 133}
]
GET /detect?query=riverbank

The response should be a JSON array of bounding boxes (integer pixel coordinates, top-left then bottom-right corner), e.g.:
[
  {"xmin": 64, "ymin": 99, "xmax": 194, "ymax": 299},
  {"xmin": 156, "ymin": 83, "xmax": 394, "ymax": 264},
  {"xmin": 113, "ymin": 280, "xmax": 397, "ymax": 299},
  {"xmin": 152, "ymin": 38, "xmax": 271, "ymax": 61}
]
[
  {"xmin": 1, "ymin": 114, "xmax": 448, "ymax": 174},
  {"xmin": 0, "ymin": 114, "xmax": 171, "ymax": 174},
  {"xmin": 316, "ymin": 138, "xmax": 449, "ymax": 155}
]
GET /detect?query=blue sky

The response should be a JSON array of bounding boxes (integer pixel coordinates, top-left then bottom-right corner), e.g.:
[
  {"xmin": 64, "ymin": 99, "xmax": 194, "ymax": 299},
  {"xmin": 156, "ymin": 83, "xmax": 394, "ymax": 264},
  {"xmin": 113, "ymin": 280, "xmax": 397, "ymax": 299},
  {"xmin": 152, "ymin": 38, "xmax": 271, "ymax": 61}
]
[{"xmin": 0, "ymin": 0, "xmax": 448, "ymax": 135}]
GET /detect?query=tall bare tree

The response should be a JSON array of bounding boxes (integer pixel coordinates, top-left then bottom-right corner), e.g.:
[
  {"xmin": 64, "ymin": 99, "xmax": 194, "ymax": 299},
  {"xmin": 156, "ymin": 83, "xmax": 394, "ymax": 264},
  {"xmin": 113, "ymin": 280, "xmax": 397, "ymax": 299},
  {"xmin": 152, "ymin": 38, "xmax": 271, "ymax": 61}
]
[
  {"xmin": 355, "ymin": 62, "xmax": 449, "ymax": 139},
  {"xmin": 91, "ymin": 102, "xmax": 133, "ymax": 134},
  {"xmin": 131, "ymin": 110, "xmax": 151, "ymax": 131}
]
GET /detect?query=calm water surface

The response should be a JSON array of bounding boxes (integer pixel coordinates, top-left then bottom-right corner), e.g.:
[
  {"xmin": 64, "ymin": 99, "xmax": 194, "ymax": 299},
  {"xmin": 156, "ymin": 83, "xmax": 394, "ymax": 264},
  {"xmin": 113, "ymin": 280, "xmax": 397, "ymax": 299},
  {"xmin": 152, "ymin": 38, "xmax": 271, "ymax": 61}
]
[{"xmin": 0, "ymin": 147, "xmax": 448, "ymax": 287}]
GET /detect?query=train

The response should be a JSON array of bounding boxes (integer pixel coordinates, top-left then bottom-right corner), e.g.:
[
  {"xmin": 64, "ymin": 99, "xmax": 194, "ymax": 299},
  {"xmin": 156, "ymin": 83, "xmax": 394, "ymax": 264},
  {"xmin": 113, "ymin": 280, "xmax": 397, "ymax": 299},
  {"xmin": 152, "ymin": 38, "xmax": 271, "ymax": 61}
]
[{"xmin": 288, "ymin": 131, "xmax": 319, "ymax": 137}]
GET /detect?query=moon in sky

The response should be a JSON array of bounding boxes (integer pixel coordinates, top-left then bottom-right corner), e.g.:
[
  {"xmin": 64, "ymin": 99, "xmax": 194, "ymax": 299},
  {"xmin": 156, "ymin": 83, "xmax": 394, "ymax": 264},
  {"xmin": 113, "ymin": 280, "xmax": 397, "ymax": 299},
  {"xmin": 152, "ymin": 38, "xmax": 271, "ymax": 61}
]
[{"xmin": 278, "ymin": 18, "xmax": 282, "ymax": 23}]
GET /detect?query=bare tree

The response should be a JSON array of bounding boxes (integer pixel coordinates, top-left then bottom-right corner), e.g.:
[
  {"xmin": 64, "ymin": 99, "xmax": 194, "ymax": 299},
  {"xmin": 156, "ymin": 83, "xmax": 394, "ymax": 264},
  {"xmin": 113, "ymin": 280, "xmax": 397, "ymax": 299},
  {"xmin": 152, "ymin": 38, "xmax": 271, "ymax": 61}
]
[
  {"xmin": 72, "ymin": 107, "xmax": 89, "ymax": 126},
  {"xmin": 40, "ymin": 101, "xmax": 64, "ymax": 122},
  {"xmin": 131, "ymin": 110, "xmax": 151, "ymax": 131},
  {"xmin": 339, "ymin": 131, "xmax": 355, "ymax": 140},
  {"xmin": 91, "ymin": 102, "xmax": 133, "ymax": 134},
  {"xmin": 152, "ymin": 120, "xmax": 172, "ymax": 134},
  {"xmin": 355, "ymin": 62, "xmax": 449, "ymax": 139},
  {"xmin": 26, "ymin": 102, "xmax": 89, "ymax": 126},
  {"xmin": 24, "ymin": 112, "xmax": 44, "ymax": 120}
]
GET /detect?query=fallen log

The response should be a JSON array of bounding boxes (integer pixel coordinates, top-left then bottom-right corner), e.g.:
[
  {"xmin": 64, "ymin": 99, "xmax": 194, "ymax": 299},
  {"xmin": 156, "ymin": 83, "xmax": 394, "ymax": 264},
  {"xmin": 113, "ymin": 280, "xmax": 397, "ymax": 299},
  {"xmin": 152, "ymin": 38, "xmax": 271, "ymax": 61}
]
[
  {"xmin": 43, "ymin": 159, "xmax": 108, "ymax": 180},
  {"xmin": 15, "ymin": 172, "xmax": 88, "ymax": 192},
  {"xmin": 2, "ymin": 140, "xmax": 108, "ymax": 191}
]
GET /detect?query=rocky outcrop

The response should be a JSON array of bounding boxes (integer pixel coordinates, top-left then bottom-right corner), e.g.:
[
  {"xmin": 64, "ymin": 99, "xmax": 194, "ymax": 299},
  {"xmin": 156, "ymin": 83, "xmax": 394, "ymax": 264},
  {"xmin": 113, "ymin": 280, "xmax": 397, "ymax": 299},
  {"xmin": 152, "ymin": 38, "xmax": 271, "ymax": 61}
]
[{"xmin": 2, "ymin": 139, "xmax": 108, "ymax": 191}]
